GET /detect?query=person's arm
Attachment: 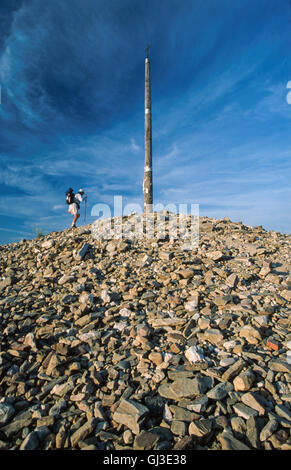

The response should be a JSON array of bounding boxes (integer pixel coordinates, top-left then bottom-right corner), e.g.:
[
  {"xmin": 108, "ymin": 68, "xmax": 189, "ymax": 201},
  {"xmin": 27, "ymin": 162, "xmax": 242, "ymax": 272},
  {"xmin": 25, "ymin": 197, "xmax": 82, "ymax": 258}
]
[{"xmin": 75, "ymin": 193, "xmax": 83, "ymax": 203}]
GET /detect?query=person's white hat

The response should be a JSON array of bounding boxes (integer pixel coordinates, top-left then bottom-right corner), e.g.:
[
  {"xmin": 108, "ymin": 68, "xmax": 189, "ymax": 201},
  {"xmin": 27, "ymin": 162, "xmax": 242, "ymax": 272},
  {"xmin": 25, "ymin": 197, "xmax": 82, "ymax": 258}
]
[{"xmin": 78, "ymin": 189, "xmax": 84, "ymax": 193}]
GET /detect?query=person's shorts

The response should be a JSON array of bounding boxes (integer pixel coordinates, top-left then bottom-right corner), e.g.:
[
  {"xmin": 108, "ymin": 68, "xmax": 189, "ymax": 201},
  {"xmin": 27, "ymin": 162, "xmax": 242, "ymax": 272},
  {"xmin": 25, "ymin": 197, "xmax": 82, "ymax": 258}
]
[{"xmin": 68, "ymin": 203, "xmax": 79, "ymax": 215}]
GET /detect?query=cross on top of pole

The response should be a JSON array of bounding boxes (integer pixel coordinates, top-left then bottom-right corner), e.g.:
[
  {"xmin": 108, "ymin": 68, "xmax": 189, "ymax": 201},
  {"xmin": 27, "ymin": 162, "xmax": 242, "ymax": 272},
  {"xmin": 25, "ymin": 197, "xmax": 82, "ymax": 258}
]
[{"xmin": 145, "ymin": 44, "xmax": 151, "ymax": 59}]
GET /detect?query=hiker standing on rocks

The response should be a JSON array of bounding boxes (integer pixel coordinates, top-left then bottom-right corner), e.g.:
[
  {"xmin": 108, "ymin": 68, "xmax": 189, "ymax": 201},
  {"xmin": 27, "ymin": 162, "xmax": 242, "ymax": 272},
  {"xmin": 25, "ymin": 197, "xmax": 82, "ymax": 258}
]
[{"xmin": 66, "ymin": 188, "xmax": 87, "ymax": 228}]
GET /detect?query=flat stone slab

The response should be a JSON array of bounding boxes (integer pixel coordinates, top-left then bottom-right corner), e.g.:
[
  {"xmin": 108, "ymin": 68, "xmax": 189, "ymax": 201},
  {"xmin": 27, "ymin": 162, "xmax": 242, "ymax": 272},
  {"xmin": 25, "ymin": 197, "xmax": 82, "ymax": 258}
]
[
  {"xmin": 169, "ymin": 377, "xmax": 209, "ymax": 398},
  {"xmin": 0, "ymin": 402, "xmax": 15, "ymax": 426},
  {"xmin": 207, "ymin": 382, "xmax": 233, "ymax": 400},
  {"xmin": 112, "ymin": 399, "xmax": 149, "ymax": 435},
  {"xmin": 241, "ymin": 392, "xmax": 266, "ymax": 416},
  {"xmin": 268, "ymin": 360, "xmax": 291, "ymax": 373},
  {"xmin": 148, "ymin": 318, "xmax": 186, "ymax": 328},
  {"xmin": 218, "ymin": 431, "xmax": 251, "ymax": 450},
  {"xmin": 158, "ymin": 383, "xmax": 180, "ymax": 400},
  {"xmin": 189, "ymin": 419, "xmax": 212, "ymax": 437},
  {"xmin": 133, "ymin": 430, "xmax": 159, "ymax": 450},
  {"xmin": 232, "ymin": 402, "xmax": 258, "ymax": 420}
]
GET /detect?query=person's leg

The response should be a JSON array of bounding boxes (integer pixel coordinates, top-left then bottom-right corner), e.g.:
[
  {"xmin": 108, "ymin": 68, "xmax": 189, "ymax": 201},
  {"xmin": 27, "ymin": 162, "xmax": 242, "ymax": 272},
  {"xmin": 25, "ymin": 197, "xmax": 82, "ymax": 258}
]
[
  {"xmin": 71, "ymin": 212, "xmax": 80, "ymax": 227},
  {"xmin": 72, "ymin": 214, "xmax": 77, "ymax": 227},
  {"xmin": 70, "ymin": 204, "xmax": 77, "ymax": 227}
]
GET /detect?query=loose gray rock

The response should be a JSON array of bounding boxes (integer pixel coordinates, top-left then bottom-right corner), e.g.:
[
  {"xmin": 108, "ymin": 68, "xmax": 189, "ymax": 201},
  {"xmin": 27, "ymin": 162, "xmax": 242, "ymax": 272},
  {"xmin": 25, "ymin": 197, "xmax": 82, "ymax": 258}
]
[
  {"xmin": 0, "ymin": 212, "xmax": 290, "ymax": 450},
  {"xmin": 260, "ymin": 419, "xmax": 278, "ymax": 441},
  {"xmin": 0, "ymin": 401, "xmax": 15, "ymax": 426},
  {"xmin": 20, "ymin": 431, "xmax": 40, "ymax": 450},
  {"xmin": 207, "ymin": 382, "xmax": 234, "ymax": 400},
  {"xmin": 77, "ymin": 242, "xmax": 91, "ymax": 260},
  {"xmin": 218, "ymin": 430, "xmax": 251, "ymax": 450},
  {"xmin": 232, "ymin": 403, "xmax": 258, "ymax": 420},
  {"xmin": 188, "ymin": 419, "xmax": 212, "ymax": 438},
  {"xmin": 112, "ymin": 399, "xmax": 149, "ymax": 435},
  {"xmin": 70, "ymin": 418, "xmax": 97, "ymax": 447},
  {"xmin": 171, "ymin": 420, "xmax": 187, "ymax": 437}
]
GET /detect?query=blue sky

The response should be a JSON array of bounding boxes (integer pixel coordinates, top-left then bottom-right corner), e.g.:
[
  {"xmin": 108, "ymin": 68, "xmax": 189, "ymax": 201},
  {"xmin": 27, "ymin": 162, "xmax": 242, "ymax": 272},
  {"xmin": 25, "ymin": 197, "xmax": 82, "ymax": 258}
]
[{"xmin": 0, "ymin": 0, "xmax": 291, "ymax": 244}]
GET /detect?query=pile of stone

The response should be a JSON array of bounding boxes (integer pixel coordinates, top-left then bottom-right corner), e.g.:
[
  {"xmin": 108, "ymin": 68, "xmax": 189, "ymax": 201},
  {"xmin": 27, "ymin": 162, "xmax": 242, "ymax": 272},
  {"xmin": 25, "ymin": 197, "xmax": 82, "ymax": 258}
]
[{"xmin": 0, "ymin": 212, "xmax": 290, "ymax": 450}]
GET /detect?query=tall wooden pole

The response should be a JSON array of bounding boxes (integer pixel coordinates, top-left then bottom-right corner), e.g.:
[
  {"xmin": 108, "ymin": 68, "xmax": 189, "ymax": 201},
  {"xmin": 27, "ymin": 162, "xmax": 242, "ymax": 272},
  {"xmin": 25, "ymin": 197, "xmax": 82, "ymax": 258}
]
[{"xmin": 144, "ymin": 45, "xmax": 153, "ymax": 213}]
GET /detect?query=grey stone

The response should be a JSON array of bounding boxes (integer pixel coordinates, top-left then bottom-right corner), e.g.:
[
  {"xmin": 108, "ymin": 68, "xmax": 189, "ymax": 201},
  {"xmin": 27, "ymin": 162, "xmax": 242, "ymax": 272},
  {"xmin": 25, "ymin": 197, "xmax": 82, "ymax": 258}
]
[
  {"xmin": 232, "ymin": 402, "xmax": 258, "ymax": 420},
  {"xmin": 169, "ymin": 378, "xmax": 199, "ymax": 398},
  {"xmin": 1, "ymin": 411, "xmax": 34, "ymax": 438},
  {"xmin": 188, "ymin": 419, "xmax": 212, "ymax": 438},
  {"xmin": 221, "ymin": 358, "xmax": 245, "ymax": 382},
  {"xmin": 204, "ymin": 328, "xmax": 224, "ymax": 344},
  {"xmin": 159, "ymin": 251, "xmax": 173, "ymax": 261},
  {"xmin": 170, "ymin": 405, "xmax": 199, "ymax": 422},
  {"xmin": 260, "ymin": 419, "xmax": 278, "ymax": 441},
  {"xmin": 20, "ymin": 431, "xmax": 40, "ymax": 450},
  {"xmin": 149, "ymin": 426, "xmax": 173, "ymax": 443},
  {"xmin": 185, "ymin": 298, "xmax": 199, "ymax": 311},
  {"xmin": 241, "ymin": 392, "xmax": 266, "ymax": 416},
  {"xmin": 274, "ymin": 404, "xmax": 291, "ymax": 421},
  {"xmin": 0, "ymin": 401, "xmax": 15, "ymax": 426},
  {"xmin": 41, "ymin": 239, "xmax": 55, "ymax": 249},
  {"xmin": 226, "ymin": 273, "xmax": 238, "ymax": 288},
  {"xmin": 60, "ymin": 294, "xmax": 78, "ymax": 305},
  {"xmin": 112, "ymin": 399, "xmax": 149, "ymax": 435},
  {"xmin": 0, "ymin": 277, "xmax": 12, "ymax": 292},
  {"xmin": 230, "ymin": 416, "xmax": 246, "ymax": 438},
  {"xmin": 34, "ymin": 425, "xmax": 51, "ymax": 441},
  {"xmin": 70, "ymin": 418, "xmax": 97, "ymax": 447},
  {"xmin": 171, "ymin": 420, "xmax": 187, "ymax": 437},
  {"xmin": 187, "ymin": 396, "xmax": 208, "ymax": 413},
  {"xmin": 233, "ymin": 370, "xmax": 255, "ymax": 391},
  {"xmin": 77, "ymin": 243, "xmax": 91, "ymax": 260},
  {"xmin": 207, "ymin": 382, "xmax": 233, "ymax": 400},
  {"xmin": 58, "ymin": 274, "xmax": 74, "ymax": 285},
  {"xmin": 268, "ymin": 360, "xmax": 291, "ymax": 373},
  {"xmin": 158, "ymin": 383, "xmax": 179, "ymax": 400},
  {"xmin": 133, "ymin": 430, "xmax": 159, "ymax": 450},
  {"xmin": 173, "ymin": 435, "xmax": 195, "ymax": 450},
  {"xmin": 218, "ymin": 430, "xmax": 251, "ymax": 450},
  {"xmin": 123, "ymin": 429, "xmax": 134, "ymax": 445},
  {"xmin": 220, "ymin": 357, "xmax": 236, "ymax": 367},
  {"xmin": 185, "ymin": 345, "xmax": 205, "ymax": 363},
  {"xmin": 246, "ymin": 416, "xmax": 260, "ymax": 449},
  {"xmin": 268, "ymin": 429, "xmax": 289, "ymax": 448}
]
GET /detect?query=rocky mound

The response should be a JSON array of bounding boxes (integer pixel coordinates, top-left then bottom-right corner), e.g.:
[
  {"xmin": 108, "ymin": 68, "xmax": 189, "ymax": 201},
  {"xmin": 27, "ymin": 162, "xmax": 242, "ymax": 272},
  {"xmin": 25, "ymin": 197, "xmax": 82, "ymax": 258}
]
[{"xmin": 0, "ymin": 212, "xmax": 290, "ymax": 450}]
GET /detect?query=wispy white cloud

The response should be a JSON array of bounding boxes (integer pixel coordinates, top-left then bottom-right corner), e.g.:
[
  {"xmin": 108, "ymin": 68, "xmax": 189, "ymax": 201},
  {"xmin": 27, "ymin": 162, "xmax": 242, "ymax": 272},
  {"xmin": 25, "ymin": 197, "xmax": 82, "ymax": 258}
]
[
  {"xmin": 0, "ymin": 226, "xmax": 32, "ymax": 236},
  {"xmin": 0, "ymin": 163, "xmax": 50, "ymax": 195},
  {"xmin": 242, "ymin": 83, "xmax": 291, "ymax": 121},
  {"xmin": 130, "ymin": 138, "xmax": 141, "ymax": 154}
]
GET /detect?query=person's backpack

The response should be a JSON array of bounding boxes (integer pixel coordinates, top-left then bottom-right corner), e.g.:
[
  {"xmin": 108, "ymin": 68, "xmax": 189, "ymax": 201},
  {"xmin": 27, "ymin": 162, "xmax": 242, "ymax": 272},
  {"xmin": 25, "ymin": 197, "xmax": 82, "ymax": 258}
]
[{"xmin": 66, "ymin": 188, "xmax": 75, "ymax": 205}]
